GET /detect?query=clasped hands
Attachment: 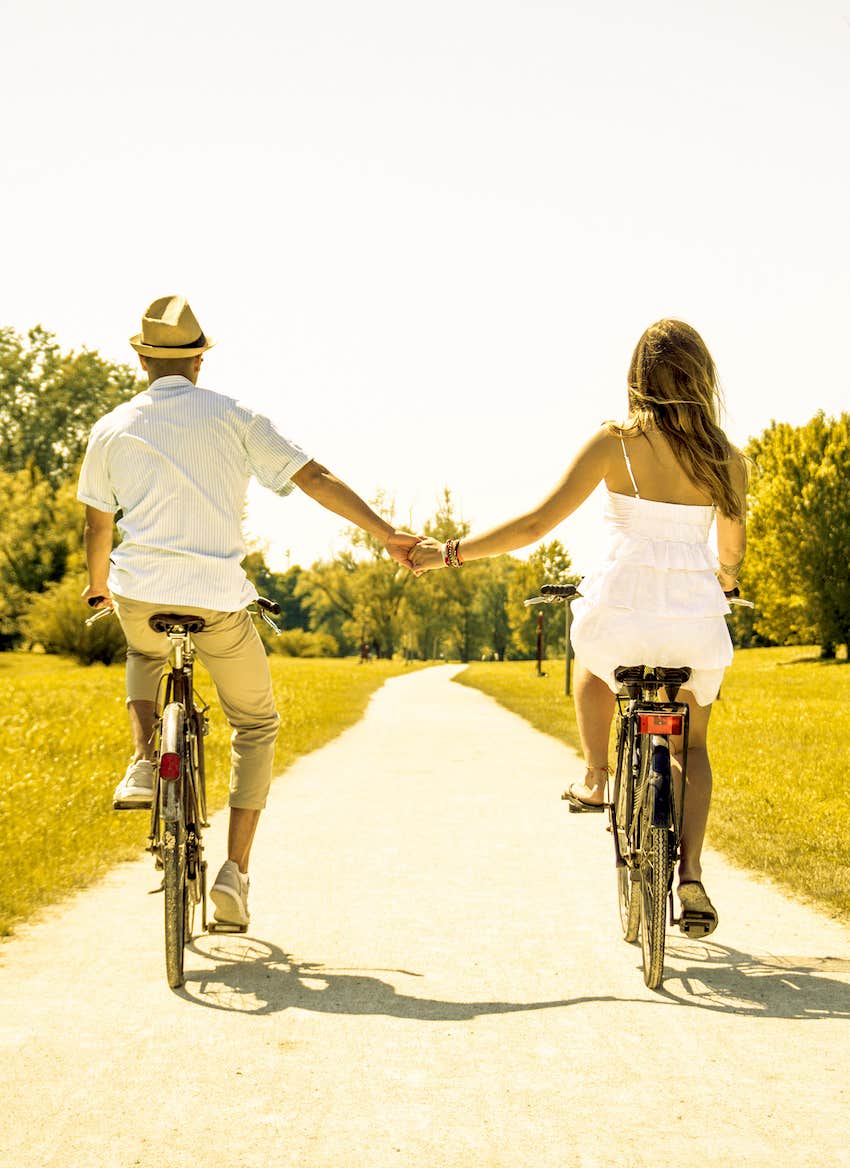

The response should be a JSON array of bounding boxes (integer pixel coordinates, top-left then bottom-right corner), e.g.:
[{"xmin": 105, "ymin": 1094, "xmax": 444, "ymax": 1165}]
[{"xmin": 384, "ymin": 531, "xmax": 450, "ymax": 576}]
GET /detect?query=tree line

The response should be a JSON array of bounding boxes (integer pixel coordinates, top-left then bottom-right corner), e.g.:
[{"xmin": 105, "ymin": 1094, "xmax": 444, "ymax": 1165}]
[{"xmin": 1, "ymin": 325, "xmax": 849, "ymax": 662}]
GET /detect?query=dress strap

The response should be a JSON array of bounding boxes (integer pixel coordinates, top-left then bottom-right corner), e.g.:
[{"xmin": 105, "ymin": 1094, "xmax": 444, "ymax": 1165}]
[{"xmin": 619, "ymin": 437, "xmax": 640, "ymax": 498}]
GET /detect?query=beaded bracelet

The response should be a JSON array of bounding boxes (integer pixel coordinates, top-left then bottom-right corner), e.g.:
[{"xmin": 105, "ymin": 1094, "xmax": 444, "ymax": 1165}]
[{"xmin": 443, "ymin": 538, "xmax": 464, "ymax": 568}]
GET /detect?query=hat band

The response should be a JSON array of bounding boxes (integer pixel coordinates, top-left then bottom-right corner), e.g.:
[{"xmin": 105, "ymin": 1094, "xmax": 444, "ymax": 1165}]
[{"xmin": 142, "ymin": 332, "xmax": 206, "ymax": 350}]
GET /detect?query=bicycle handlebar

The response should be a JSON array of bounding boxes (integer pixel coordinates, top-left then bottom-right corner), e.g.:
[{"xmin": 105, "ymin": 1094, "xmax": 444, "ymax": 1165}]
[
  {"xmin": 256, "ymin": 596, "xmax": 281, "ymax": 616},
  {"xmin": 83, "ymin": 595, "xmax": 283, "ymax": 626},
  {"xmin": 525, "ymin": 582, "xmax": 754, "ymax": 609}
]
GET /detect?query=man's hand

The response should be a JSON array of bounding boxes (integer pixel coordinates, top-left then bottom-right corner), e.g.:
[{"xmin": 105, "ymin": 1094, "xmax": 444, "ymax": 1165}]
[
  {"xmin": 409, "ymin": 538, "xmax": 446, "ymax": 575},
  {"xmin": 385, "ymin": 530, "xmax": 424, "ymax": 572},
  {"xmin": 81, "ymin": 583, "xmax": 113, "ymax": 609}
]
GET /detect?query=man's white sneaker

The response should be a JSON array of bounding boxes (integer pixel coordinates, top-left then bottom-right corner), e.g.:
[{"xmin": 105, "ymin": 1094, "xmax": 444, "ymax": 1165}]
[
  {"xmin": 210, "ymin": 859, "xmax": 250, "ymax": 927},
  {"xmin": 112, "ymin": 760, "xmax": 155, "ymax": 809}
]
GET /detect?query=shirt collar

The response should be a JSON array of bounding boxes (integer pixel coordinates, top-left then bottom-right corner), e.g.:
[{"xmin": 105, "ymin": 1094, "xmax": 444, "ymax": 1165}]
[{"xmin": 149, "ymin": 375, "xmax": 194, "ymax": 392}]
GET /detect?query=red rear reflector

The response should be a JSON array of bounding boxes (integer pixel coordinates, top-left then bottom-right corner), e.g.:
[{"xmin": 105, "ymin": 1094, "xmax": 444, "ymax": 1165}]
[
  {"xmin": 159, "ymin": 752, "xmax": 180, "ymax": 780},
  {"xmin": 638, "ymin": 713, "xmax": 683, "ymax": 735}
]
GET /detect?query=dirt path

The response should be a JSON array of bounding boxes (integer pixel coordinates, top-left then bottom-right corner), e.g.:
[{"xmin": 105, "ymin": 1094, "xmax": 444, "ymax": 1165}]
[{"xmin": 2, "ymin": 665, "xmax": 849, "ymax": 1168}]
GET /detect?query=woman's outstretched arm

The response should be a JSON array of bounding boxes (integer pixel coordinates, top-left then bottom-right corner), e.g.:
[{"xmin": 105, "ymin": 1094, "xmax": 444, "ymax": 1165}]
[{"xmin": 412, "ymin": 428, "xmax": 611, "ymax": 572}]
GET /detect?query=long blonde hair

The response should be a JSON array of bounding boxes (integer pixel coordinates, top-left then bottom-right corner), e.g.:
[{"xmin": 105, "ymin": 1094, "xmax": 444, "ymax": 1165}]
[{"xmin": 608, "ymin": 319, "xmax": 745, "ymax": 519}]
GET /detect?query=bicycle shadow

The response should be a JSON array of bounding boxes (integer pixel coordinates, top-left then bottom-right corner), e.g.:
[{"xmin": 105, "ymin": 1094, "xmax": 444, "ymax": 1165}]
[
  {"xmin": 656, "ymin": 937, "xmax": 850, "ymax": 1019},
  {"xmin": 178, "ymin": 934, "xmax": 635, "ymax": 1017}
]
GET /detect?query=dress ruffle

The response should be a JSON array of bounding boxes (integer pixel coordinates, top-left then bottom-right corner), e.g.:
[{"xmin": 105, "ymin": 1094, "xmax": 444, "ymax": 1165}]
[{"xmin": 569, "ymin": 491, "xmax": 734, "ymax": 706}]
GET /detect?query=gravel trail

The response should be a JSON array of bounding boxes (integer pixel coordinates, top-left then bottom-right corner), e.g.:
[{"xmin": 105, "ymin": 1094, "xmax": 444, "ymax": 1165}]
[{"xmin": 1, "ymin": 664, "xmax": 848, "ymax": 1168}]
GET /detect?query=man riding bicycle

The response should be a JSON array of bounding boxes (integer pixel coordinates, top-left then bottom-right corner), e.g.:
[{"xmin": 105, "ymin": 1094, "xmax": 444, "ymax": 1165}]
[{"xmin": 77, "ymin": 295, "xmax": 419, "ymax": 928}]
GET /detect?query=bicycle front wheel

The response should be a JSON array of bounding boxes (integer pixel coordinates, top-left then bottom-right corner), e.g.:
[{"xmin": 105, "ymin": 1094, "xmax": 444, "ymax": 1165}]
[
  {"xmin": 614, "ymin": 767, "xmax": 641, "ymax": 943},
  {"xmin": 613, "ymin": 720, "xmax": 641, "ymax": 943},
  {"xmin": 159, "ymin": 702, "xmax": 188, "ymax": 988}
]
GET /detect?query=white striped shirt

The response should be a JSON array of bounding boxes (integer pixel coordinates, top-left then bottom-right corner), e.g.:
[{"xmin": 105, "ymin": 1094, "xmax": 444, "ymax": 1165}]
[{"xmin": 77, "ymin": 376, "xmax": 310, "ymax": 609}]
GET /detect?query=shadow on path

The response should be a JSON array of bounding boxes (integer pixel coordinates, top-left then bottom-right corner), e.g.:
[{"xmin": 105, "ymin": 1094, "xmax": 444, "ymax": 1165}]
[
  {"xmin": 179, "ymin": 935, "xmax": 850, "ymax": 1022},
  {"xmin": 659, "ymin": 937, "xmax": 850, "ymax": 1019},
  {"xmin": 179, "ymin": 935, "xmax": 638, "ymax": 1017}
]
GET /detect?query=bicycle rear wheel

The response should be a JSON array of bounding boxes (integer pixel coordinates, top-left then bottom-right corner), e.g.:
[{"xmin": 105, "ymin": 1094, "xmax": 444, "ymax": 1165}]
[
  {"xmin": 159, "ymin": 702, "xmax": 188, "ymax": 988},
  {"xmin": 638, "ymin": 742, "xmax": 673, "ymax": 989},
  {"xmin": 182, "ymin": 708, "xmax": 207, "ymax": 939}
]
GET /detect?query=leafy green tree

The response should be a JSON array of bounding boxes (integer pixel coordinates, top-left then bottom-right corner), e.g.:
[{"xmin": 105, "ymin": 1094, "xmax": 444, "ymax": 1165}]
[
  {"xmin": 405, "ymin": 489, "xmax": 483, "ymax": 661},
  {"xmin": 0, "ymin": 468, "xmax": 84, "ymax": 646},
  {"xmin": 745, "ymin": 413, "xmax": 850, "ymax": 656},
  {"xmin": 294, "ymin": 554, "xmax": 359, "ymax": 654},
  {"xmin": 295, "ymin": 494, "xmax": 416, "ymax": 656},
  {"xmin": 507, "ymin": 539, "xmax": 579, "ymax": 658},
  {"xmin": 22, "ymin": 572, "xmax": 126, "ymax": 664},
  {"xmin": 241, "ymin": 552, "xmax": 310, "ymax": 630},
  {"xmin": 0, "ymin": 326, "xmax": 143, "ymax": 485}
]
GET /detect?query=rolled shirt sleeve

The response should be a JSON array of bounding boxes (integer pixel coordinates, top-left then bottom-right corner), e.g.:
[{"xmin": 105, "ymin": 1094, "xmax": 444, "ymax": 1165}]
[
  {"xmin": 77, "ymin": 429, "xmax": 119, "ymax": 513},
  {"xmin": 243, "ymin": 413, "xmax": 311, "ymax": 496}
]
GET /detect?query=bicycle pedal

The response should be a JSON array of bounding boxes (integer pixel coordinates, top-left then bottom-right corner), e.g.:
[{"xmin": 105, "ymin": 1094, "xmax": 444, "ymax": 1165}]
[
  {"xmin": 681, "ymin": 911, "xmax": 714, "ymax": 939},
  {"xmin": 207, "ymin": 921, "xmax": 248, "ymax": 935},
  {"xmin": 112, "ymin": 800, "xmax": 152, "ymax": 811}
]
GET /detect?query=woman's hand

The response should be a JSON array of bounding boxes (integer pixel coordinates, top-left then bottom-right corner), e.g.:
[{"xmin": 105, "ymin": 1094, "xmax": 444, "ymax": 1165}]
[{"xmin": 410, "ymin": 538, "xmax": 446, "ymax": 575}]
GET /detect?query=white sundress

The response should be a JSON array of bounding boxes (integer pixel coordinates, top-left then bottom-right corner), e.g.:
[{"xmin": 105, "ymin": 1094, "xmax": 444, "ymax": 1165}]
[{"xmin": 570, "ymin": 440, "xmax": 733, "ymax": 707}]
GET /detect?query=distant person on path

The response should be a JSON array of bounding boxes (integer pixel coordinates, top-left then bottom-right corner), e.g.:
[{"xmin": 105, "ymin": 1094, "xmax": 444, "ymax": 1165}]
[
  {"xmin": 411, "ymin": 319, "xmax": 747, "ymax": 934},
  {"xmin": 77, "ymin": 294, "xmax": 420, "ymax": 929}
]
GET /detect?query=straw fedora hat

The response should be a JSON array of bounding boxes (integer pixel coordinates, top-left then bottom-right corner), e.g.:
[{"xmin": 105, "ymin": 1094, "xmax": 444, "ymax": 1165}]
[{"xmin": 130, "ymin": 295, "xmax": 215, "ymax": 358}]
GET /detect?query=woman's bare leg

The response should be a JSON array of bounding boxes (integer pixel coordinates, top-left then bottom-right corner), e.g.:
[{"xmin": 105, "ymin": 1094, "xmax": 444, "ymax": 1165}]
[
  {"xmin": 570, "ymin": 661, "xmax": 616, "ymax": 803},
  {"xmin": 670, "ymin": 692, "xmax": 713, "ymax": 884}
]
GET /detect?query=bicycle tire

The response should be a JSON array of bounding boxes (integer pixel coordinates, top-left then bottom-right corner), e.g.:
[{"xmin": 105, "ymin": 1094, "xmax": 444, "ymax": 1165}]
[
  {"xmin": 616, "ymin": 719, "xmax": 639, "ymax": 948},
  {"xmin": 638, "ymin": 742, "xmax": 673, "ymax": 989},
  {"xmin": 160, "ymin": 702, "xmax": 188, "ymax": 988},
  {"xmin": 183, "ymin": 707, "xmax": 208, "ymax": 939},
  {"xmin": 613, "ymin": 749, "xmax": 641, "ymax": 943}
]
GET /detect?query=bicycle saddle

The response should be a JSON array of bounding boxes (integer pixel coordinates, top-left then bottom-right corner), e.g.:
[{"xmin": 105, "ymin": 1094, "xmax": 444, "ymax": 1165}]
[
  {"xmin": 149, "ymin": 613, "xmax": 207, "ymax": 635},
  {"xmin": 614, "ymin": 666, "xmax": 691, "ymax": 685},
  {"xmin": 614, "ymin": 665, "xmax": 691, "ymax": 700}
]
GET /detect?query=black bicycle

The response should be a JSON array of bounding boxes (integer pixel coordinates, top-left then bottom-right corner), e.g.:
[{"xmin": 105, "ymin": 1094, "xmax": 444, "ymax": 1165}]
[
  {"xmin": 525, "ymin": 583, "xmax": 752, "ymax": 989},
  {"xmin": 87, "ymin": 597, "xmax": 280, "ymax": 988}
]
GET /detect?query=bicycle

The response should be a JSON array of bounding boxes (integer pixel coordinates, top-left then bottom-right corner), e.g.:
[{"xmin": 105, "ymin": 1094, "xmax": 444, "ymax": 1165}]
[
  {"xmin": 525, "ymin": 582, "xmax": 752, "ymax": 989},
  {"xmin": 86, "ymin": 596, "xmax": 281, "ymax": 988}
]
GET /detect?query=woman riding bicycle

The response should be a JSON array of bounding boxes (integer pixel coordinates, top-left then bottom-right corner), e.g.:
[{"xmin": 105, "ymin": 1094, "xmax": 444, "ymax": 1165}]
[{"xmin": 411, "ymin": 319, "xmax": 747, "ymax": 934}]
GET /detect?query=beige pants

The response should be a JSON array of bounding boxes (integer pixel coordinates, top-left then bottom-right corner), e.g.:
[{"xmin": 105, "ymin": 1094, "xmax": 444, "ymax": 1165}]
[{"xmin": 112, "ymin": 595, "xmax": 280, "ymax": 810}]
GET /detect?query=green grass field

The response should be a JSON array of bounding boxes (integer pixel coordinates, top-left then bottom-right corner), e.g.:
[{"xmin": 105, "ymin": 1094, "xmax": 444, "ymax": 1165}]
[
  {"xmin": 457, "ymin": 648, "xmax": 850, "ymax": 923},
  {"xmin": 0, "ymin": 654, "xmax": 420, "ymax": 936}
]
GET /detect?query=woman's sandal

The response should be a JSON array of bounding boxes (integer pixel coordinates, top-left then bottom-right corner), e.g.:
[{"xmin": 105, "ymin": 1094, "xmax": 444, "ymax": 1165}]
[
  {"xmin": 561, "ymin": 765, "xmax": 610, "ymax": 814},
  {"xmin": 677, "ymin": 880, "xmax": 719, "ymax": 938}
]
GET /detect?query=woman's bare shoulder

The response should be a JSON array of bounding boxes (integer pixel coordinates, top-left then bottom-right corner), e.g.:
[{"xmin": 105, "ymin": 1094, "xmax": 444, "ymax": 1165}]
[{"xmin": 571, "ymin": 425, "xmax": 621, "ymax": 473}]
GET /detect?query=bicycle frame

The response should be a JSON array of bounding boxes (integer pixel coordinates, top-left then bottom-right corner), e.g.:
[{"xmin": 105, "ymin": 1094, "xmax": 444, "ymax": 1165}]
[
  {"xmin": 148, "ymin": 628, "xmax": 209, "ymax": 861},
  {"xmin": 611, "ymin": 684, "xmax": 689, "ymax": 864}
]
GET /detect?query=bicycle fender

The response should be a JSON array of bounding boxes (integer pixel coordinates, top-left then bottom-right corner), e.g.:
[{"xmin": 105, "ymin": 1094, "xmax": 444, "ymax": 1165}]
[{"xmin": 649, "ymin": 743, "xmax": 672, "ymax": 828}]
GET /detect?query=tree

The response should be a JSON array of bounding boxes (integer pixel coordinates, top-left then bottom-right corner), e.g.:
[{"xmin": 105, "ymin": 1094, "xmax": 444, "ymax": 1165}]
[
  {"xmin": 241, "ymin": 552, "xmax": 310, "ymax": 630},
  {"xmin": 0, "ymin": 468, "xmax": 84, "ymax": 646},
  {"xmin": 295, "ymin": 494, "xmax": 417, "ymax": 657},
  {"xmin": 22, "ymin": 572, "xmax": 126, "ymax": 664},
  {"xmin": 404, "ymin": 489, "xmax": 482, "ymax": 661},
  {"xmin": 0, "ymin": 326, "xmax": 143, "ymax": 485},
  {"xmin": 745, "ymin": 413, "xmax": 850, "ymax": 656},
  {"xmin": 295, "ymin": 553, "xmax": 359, "ymax": 654},
  {"xmin": 507, "ymin": 539, "xmax": 579, "ymax": 658}
]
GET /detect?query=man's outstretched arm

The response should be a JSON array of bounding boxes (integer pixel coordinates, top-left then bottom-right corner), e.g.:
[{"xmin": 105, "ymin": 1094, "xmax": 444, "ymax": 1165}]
[
  {"xmin": 82, "ymin": 505, "xmax": 115, "ymax": 605},
  {"xmin": 291, "ymin": 460, "xmax": 420, "ymax": 570}
]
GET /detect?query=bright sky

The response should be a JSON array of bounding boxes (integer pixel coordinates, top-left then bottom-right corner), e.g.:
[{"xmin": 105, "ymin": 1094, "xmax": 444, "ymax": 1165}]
[{"xmin": 2, "ymin": 0, "xmax": 848, "ymax": 573}]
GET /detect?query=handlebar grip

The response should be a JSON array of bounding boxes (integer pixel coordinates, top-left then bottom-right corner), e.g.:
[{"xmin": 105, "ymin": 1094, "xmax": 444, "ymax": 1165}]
[
  {"xmin": 540, "ymin": 584, "xmax": 578, "ymax": 599},
  {"xmin": 723, "ymin": 587, "xmax": 740, "ymax": 599},
  {"xmin": 257, "ymin": 597, "xmax": 281, "ymax": 616},
  {"xmin": 87, "ymin": 596, "xmax": 107, "ymax": 608}
]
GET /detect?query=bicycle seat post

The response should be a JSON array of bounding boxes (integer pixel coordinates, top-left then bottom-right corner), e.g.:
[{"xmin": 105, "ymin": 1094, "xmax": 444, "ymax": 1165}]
[{"xmin": 169, "ymin": 630, "xmax": 189, "ymax": 671}]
